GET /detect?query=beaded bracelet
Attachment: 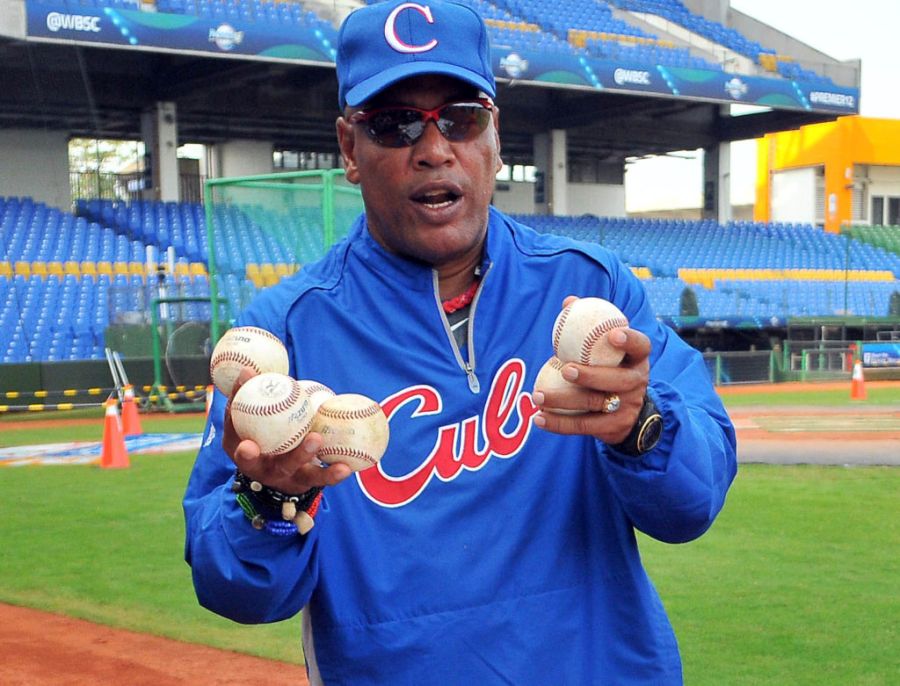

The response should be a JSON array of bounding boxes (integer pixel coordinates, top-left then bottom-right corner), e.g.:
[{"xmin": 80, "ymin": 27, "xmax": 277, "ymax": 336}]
[{"xmin": 231, "ymin": 471, "xmax": 323, "ymax": 535}]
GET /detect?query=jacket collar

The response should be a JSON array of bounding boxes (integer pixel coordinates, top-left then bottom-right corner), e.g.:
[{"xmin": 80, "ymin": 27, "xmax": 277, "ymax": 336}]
[{"xmin": 347, "ymin": 209, "xmax": 507, "ymax": 292}]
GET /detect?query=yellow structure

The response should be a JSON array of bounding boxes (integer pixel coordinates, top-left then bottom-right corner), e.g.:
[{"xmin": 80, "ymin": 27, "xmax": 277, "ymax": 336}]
[{"xmin": 755, "ymin": 116, "xmax": 900, "ymax": 234}]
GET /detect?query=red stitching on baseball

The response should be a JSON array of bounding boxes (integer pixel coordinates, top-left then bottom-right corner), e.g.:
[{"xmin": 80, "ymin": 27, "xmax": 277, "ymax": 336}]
[
  {"xmin": 211, "ymin": 350, "xmax": 263, "ymax": 371},
  {"xmin": 318, "ymin": 403, "xmax": 381, "ymax": 421},
  {"xmin": 265, "ymin": 426, "xmax": 311, "ymax": 457},
  {"xmin": 302, "ymin": 383, "xmax": 332, "ymax": 396},
  {"xmin": 318, "ymin": 447, "xmax": 377, "ymax": 465},
  {"xmin": 579, "ymin": 316, "xmax": 629, "ymax": 364},
  {"xmin": 232, "ymin": 384, "xmax": 306, "ymax": 417},
  {"xmin": 552, "ymin": 307, "xmax": 571, "ymax": 354}
]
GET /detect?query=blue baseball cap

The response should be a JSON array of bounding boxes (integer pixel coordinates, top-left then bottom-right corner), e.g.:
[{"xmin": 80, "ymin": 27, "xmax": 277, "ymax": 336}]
[{"xmin": 336, "ymin": 0, "xmax": 496, "ymax": 109}]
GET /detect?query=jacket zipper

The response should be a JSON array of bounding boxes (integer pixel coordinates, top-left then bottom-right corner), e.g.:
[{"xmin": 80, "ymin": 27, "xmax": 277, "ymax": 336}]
[{"xmin": 433, "ymin": 264, "xmax": 492, "ymax": 394}]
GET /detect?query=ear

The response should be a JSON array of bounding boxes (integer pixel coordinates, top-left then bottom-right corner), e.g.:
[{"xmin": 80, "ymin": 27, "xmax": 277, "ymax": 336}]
[
  {"xmin": 492, "ymin": 106, "xmax": 503, "ymax": 174},
  {"xmin": 336, "ymin": 116, "xmax": 360, "ymax": 185}
]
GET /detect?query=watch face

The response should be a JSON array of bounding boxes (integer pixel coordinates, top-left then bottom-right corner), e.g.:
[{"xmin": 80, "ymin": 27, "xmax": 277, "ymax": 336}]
[{"xmin": 636, "ymin": 413, "xmax": 663, "ymax": 453}]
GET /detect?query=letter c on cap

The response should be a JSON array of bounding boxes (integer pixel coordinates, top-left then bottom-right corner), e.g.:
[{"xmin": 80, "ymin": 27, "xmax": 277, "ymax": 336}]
[{"xmin": 384, "ymin": 2, "xmax": 438, "ymax": 54}]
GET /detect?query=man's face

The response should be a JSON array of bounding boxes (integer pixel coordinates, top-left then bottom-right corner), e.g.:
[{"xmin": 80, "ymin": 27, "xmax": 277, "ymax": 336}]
[{"xmin": 337, "ymin": 75, "xmax": 502, "ymax": 270}]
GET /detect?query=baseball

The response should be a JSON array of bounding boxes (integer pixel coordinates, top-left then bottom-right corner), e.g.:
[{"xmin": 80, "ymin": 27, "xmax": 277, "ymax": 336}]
[
  {"xmin": 230, "ymin": 372, "xmax": 313, "ymax": 457},
  {"xmin": 296, "ymin": 379, "xmax": 336, "ymax": 415},
  {"xmin": 533, "ymin": 356, "xmax": 585, "ymax": 415},
  {"xmin": 209, "ymin": 326, "xmax": 289, "ymax": 397},
  {"xmin": 552, "ymin": 297, "xmax": 629, "ymax": 367},
  {"xmin": 309, "ymin": 393, "xmax": 390, "ymax": 472}
]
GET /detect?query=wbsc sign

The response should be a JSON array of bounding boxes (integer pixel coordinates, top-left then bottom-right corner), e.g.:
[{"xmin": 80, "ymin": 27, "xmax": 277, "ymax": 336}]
[{"xmin": 45, "ymin": 12, "xmax": 102, "ymax": 33}]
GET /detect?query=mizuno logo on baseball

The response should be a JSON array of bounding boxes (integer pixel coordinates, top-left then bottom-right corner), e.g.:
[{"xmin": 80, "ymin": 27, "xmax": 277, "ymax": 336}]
[
  {"xmin": 359, "ymin": 359, "xmax": 539, "ymax": 508},
  {"xmin": 384, "ymin": 2, "xmax": 438, "ymax": 53}
]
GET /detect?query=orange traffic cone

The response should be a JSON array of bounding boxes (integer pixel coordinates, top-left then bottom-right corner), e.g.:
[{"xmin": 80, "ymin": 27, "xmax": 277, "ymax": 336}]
[
  {"xmin": 100, "ymin": 399, "xmax": 130, "ymax": 469},
  {"xmin": 850, "ymin": 360, "xmax": 867, "ymax": 400},
  {"xmin": 205, "ymin": 384, "xmax": 214, "ymax": 416},
  {"xmin": 121, "ymin": 384, "xmax": 143, "ymax": 436}
]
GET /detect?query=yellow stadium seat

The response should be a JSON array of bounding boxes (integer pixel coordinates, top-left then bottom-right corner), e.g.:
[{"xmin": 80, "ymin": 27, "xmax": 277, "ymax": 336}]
[
  {"xmin": 96, "ymin": 261, "xmax": 113, "ymax": 276},
  {"xmin": 114, "ymin": 262, "xmax": 130, "ymax": 276},
  {"xmin": 246, "ymin": 264, "xmax": 265, "ymax": 288},
  {"xmin": 129, "ymin": 262, "xmax": 146, "ymax": 276},
  {"xmin": 64, "ymin": 261, "xmax": 80, "ymax": 275},
  {"xmin": 80, "ymin": 262, "xmax": 97, "ymax": 277},
  {"xmin": 14, "ymin": 261, "xmax": 30, "ymax": 277},
  {"xmin": 31, "ymin": 262, "xmax": 48, "ymax": 278},
  {"xmin": 0, "ymin": 262, "xmax": 12, "ymax": 277},
  {"xmin": 47, "ymin": 261, "xmax": 64, "ymax": 276},
  {"xmin": 189, "ymin": 262, "xmax": 207, "ymax": 277}
]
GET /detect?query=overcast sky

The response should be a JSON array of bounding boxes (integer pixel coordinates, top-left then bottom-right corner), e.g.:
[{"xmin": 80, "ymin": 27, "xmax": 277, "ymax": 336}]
[{"xmin": 625, "ymin": 0, "xmax": 899, "ymax": 211}]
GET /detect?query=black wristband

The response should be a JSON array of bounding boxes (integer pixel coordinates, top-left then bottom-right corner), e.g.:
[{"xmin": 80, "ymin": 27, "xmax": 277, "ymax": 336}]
[
  {"xmin": 609, "ymin": 394, "xmax": 664, "ymax": 457},
  {"xmin": 231, "ymin": 470, "xmax": 321, "ymax": 519}
]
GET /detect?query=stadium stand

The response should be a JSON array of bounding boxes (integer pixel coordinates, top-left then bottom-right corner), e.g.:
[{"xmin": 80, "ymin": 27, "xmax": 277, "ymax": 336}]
[
  {"xmin": 2, "ymin": 194, "xmax": 898, "ymax": 363},
  {"xmin": 130, "ymin": 0, "xmax": 837, "ymax": 83}
]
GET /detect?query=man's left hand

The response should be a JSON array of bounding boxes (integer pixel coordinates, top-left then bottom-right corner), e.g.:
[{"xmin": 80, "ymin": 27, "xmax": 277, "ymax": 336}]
[{"xmin": 532, "ymin": 320, "xmax": 651, "ymax": 445}]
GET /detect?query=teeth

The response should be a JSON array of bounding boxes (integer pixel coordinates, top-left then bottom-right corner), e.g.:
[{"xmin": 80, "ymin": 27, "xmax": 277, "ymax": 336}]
[{"xmin": 418, "ymin": 191, "xmax": 455, "ymax": 206}]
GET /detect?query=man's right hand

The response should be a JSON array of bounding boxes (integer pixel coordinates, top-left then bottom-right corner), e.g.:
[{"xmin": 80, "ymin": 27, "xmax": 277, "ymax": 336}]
[{"xmin": 223, "ymin": 368, "xmax": 353, "ymax": 494}]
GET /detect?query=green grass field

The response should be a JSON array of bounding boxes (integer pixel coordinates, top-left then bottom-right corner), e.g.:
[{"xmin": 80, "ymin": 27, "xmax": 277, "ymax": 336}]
[
  {"xmin": 719, "ymin": 384, "xmax": 899, "ymax": 407},
  {"xmin": 0, "ymin": 389, "xmax": 898, "ymax": 682}
]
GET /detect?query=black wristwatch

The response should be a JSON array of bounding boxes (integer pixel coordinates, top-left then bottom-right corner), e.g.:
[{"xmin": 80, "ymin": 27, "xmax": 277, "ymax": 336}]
[{"xmin": 610, "ymin": 395, "xmax": 664, "ymax": 457}]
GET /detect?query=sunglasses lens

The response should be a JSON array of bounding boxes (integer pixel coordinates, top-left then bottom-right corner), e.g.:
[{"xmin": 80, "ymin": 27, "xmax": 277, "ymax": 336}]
[
  {"xmin": 436, "ymin": 105, "xmax": 491, "ymax": 142},
  {"xmin": 364, "ymin": 109, "xmax": 424, "ymax": 147},
  {"xmin": 359, "ymin": 103, "xmax": 491, "ymax": 147}
]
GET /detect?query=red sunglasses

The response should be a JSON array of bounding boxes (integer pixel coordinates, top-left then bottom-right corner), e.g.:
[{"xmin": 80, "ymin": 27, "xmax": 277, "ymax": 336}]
[{"xmin": 349, "ymin": 98, "xmax": 494, "ymax": 148}]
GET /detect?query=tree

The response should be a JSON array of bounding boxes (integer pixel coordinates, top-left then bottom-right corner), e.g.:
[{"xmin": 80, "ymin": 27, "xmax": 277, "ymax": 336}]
[
  {"xmin": 68, "ymin": 138, "xmax": 144, "ymax": 173},
  {"xmin": 680, "ymin": 286, "xmax": 699, "ymax": 316}
]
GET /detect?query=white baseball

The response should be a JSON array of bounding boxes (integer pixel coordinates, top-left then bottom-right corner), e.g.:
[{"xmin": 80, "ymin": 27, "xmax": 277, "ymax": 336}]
[
  {"xmin": 209, "ymin": 326, "xmax": 289, "ymax": 397},
  {"xmin": 230, "ymin": 373, "xmax": 313, "ymax": 456},
  {"xmin": 310, "ymin": 393, "xmax": 390, "ymax": 472},
  {"xmin": 533, "ymin": 356, "xmax": 585, "ymax": 415},
  {"xmin": 552, "ymin": 297, "xmax": 629, "ymax": 367},
  {"xmin": 296, "ymin": 379, "xmax": 336, "ymax": 415}
]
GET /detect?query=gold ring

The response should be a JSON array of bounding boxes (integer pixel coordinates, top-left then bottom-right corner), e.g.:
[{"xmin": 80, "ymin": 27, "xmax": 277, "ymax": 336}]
[{"xmin": 601, "ymin": 394, "xmax": 621, "ymax": 414}]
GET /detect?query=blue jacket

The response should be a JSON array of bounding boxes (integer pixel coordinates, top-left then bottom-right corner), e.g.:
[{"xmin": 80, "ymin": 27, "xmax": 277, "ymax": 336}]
[{"xmin": 184, "ymin": 207, "xmax": 737, "ymax": 685}]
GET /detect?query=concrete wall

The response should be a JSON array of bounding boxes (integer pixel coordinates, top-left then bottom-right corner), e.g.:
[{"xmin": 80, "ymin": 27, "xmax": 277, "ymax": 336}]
[
  {"xmin": 214, "ymin": 139, "xmax": 274, "ymax": 179},
  {"xmin": 492, "ymin": 179, "xmax": 627, "ymax": 217},
  {"xmin": 0, "ymin": 0, "xmax": 25, "ymax": 39},
  {"xmin": 567, "ymin": 183, "xmax": 626, "ymax": 217},
  {"xmin": 493, "ymin": 180, "xmax": 534, "ymax": 214},
  {"xmin": 0, "ymin": 129, "xmax": 71, "ymax": 210}
]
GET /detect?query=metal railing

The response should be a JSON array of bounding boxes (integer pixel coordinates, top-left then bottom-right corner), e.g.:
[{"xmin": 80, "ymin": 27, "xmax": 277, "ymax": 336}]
[{"xmin": 69, "ymin": 172, "xmax": 206, "ymax": 204}]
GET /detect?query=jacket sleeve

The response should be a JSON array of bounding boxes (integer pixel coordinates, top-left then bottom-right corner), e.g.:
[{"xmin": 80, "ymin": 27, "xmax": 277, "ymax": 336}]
[
  {"xmin": 182, "ymin": 385, "xmax": 321, "ymax": 624},
  {"xmin": 599, "ymin": 265, "xmax": 738, "ymax": 544}
]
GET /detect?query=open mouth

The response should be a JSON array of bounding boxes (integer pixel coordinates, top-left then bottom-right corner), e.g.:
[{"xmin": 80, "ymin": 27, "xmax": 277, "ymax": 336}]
[{"xmin": 413, "ymin": 189, "xmax": 460, "ymax": 209}]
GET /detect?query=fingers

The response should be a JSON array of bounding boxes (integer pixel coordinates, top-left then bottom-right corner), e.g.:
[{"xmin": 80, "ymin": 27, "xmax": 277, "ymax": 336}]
[
  {"xmin": 606, "ymin": 327, "xmax": 651, "ymax": 366},
  {"xmin": 535, "ymin": 316, "xmax": 651, "ymax": 443},
  {"xmin": 534, "ymin": 388, "xmax": 642, "ymax": 443},
  {"xmin": 231, "ymin": 431, "xmax": 354, "ymax": 494}
]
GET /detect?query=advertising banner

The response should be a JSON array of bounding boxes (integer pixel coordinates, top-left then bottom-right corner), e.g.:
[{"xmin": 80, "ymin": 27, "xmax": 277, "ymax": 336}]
[
  {"xmin": 25, "ymin": 3, "xmax": 337, "ymax": 63},
  {"xmin": 862, "ymin": 342, "xmax": 900, "ymax": 368},
  {"xmin": 25, "ymin": 3, "xmax": 860, "ymax": 115}
]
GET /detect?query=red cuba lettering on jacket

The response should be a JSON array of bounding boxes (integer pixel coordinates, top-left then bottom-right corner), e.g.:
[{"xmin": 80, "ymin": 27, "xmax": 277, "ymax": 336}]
[{"xmin": 358, "ymin": 359, "xmax": 539, "ymax": 507}]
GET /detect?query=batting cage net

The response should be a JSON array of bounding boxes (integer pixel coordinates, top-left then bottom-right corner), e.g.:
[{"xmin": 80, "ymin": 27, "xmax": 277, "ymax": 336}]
[
  {"xmin": 202, "ymin": 169, "xmax": 364, "ymax": 344},
  {"xmin": 143, "ymin": 169, "xmax": 364, "ymax": 403}
]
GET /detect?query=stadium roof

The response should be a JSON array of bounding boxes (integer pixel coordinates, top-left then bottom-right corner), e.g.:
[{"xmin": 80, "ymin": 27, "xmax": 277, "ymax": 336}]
[{"xmin": 0, "ymin": 0, "xmax": 853, "ymax": 164}]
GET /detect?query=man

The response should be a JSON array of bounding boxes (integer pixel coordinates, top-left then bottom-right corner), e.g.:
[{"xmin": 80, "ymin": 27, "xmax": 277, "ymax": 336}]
[{"xmin": 184, "ymin": 1, "xmax": 737, "ymax": 684}]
